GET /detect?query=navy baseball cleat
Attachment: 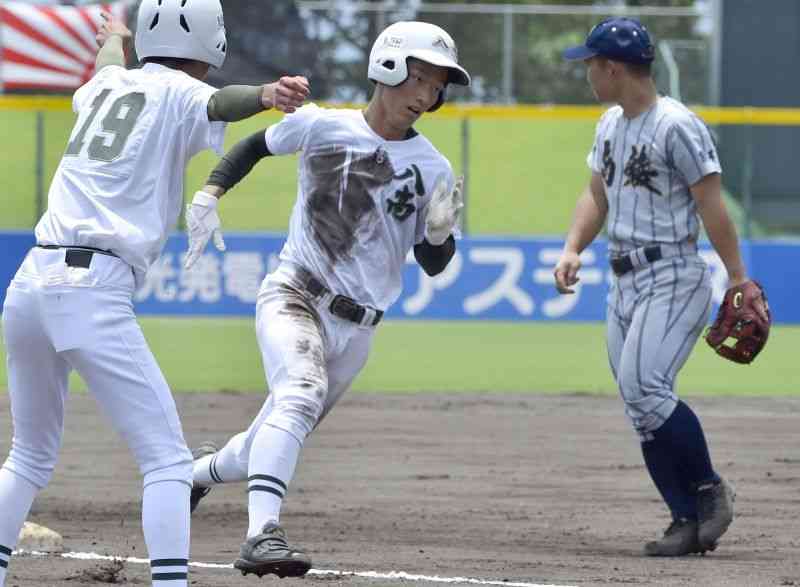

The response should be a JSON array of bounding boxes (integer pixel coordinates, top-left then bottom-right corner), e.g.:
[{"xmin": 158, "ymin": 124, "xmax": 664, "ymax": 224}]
[
  {"xmin": 697, "ymin": 477, "xmax": 735, "ymax": 548},
  {"xmin": 190, "ymin": 441, "xmax": 218, "ymax": 514},
  {"xmin": 644, "ymin": 518, "xmax": 716, "ymax": 556},
  {"xmin": 234, "ymin": 522, "xmax": 312, "ymax": 578}
]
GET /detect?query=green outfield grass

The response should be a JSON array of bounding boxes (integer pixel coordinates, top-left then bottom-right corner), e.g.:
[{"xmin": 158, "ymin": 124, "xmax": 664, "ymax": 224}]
[
  {"xmin": 1, "ymin": 109, "xmax": 594, "ymax": 235},
  {"xmin": 1, "ymin": 107, "xmax": 789, "ymax": 400},
  {"xmin": 1, "ymin": 319, "xmax": 796, "ymax": 396}
]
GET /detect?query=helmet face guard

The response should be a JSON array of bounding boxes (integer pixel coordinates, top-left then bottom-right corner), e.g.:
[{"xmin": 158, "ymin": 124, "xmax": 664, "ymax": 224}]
[
  {"xmin": 368, "ymin": 21, "xmax": 470, "ymax": 112},
  {"xmin": 135, "ymin": 0, "xmax": 227, "ymax": 69}
]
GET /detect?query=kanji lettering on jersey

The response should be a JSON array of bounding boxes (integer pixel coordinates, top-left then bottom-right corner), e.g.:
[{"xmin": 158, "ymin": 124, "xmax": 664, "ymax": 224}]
[
  {"xmin": 386, "ymin": 184, "xmax": 416, "ymax": 221},
  {"xmin": 624, "ymin": 144, "xmax": 662, "ymax": 195},
  {"xmin": 387, "ymin": 164, "xmax": 426, "ymax": 221},
  {"xmin": 602, "ymin": 140, "xmax": 616, "ymax": 186}
]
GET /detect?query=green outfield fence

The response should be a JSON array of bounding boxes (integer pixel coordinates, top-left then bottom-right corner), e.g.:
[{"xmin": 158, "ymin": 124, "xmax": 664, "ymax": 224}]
[{"xmin": 3, "ymin": 96, "xmax": 800, "ymax": 237}]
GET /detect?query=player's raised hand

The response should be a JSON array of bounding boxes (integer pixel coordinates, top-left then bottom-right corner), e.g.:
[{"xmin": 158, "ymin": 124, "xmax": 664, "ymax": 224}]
[
  {"xmin": 184, "ymin": 191, "xmax": 225, "ymax": 269},
  {"xmin": 96, "ymin": 11, "xmax": 131, "ymax": 48},
  {"xmin": 554, "ymin": 251, "xmax": 582, "ymax": 294},
  {"xmin": 424, "ymin": 175, "xmax": 464, "ymax": 246},
  {"xmin": 263, "ymin": 76, "xmax": 310, "ymax": 113}
]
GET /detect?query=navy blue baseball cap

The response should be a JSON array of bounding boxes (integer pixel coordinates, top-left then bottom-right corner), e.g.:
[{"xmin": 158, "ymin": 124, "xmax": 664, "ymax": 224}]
[{"xmin": 563, "ymin": 17, "xmax": 655, "ymax": 65}]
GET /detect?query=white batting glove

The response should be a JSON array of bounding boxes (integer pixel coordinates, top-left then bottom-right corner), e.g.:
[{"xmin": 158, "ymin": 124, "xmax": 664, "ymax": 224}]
[
  {"xmin": 184, "ymin": 190, "xmax": 225, "ymax": 269},
  {"xmin": 424, "ymin": 175, "xmax": 464, "ymax": 246}
]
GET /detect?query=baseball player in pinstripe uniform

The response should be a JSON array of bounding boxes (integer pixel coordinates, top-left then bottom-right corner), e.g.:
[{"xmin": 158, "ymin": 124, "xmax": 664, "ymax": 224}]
[
  {"xmin": 182, "ymin": 21, "xmax": 469, "ymax": 579},
  {"xmin": 555, "ymin": 17, "xmax": 750, "ymax": 556},
  {"xmin": 0, "ymin": 3, "xmax": 307, "ymax": 585}
]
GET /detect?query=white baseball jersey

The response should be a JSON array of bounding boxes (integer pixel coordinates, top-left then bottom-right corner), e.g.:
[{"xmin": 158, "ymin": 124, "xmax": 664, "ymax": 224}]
[
  {"xmin": 264, "ymin": 103, "xmax": 454, "ymax": 310},
  {"xmin": 35, "ymin": 63, "xmax": 226, "ymax": 287},
  {"xmin": 588, "ymin": 96, "xmax": 721, "ymax": 255}
]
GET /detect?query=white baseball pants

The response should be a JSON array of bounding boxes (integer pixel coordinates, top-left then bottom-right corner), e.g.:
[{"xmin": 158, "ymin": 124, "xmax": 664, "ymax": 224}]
[
  {"xmin": 211, "ymin": 262, "xmax": 376, "ymax": 474},
  {"xmin": 1, "ymin": 247, "xmax": 193, "ymax": 487}
]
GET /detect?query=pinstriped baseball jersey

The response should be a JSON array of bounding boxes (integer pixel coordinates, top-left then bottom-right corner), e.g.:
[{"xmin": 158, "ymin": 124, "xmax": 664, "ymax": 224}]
[{"xmin": 587, "ymin": 96, "xmax": 721, "ymax": 254}]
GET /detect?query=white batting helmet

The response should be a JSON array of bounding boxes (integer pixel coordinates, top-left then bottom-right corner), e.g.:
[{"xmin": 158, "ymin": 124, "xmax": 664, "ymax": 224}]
[
  {"xmin": 368, "ymin": 21, "xmax": 470, "ymax": 112},
  {"xmin": 135, "ymin": 0, "xmax": 226, "ymax": 69}
]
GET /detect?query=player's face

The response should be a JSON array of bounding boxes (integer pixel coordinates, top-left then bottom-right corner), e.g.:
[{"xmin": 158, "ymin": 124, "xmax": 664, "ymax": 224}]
[
  {"xmin": 384, "ymin": 59, "xmax": 448, "ymax": 126},
  {"xmin": 585, "ymin": 57, "xmax": 616, "ymax": 102}
]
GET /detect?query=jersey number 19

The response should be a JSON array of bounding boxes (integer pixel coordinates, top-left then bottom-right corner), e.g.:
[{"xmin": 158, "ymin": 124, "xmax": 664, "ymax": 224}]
[{"xmin": 65, "ymin": 89, "xmax": 146, "ymax": 162}]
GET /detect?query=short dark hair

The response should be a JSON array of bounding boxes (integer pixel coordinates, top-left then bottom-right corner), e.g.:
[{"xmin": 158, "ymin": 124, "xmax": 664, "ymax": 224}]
[
  {"xmin": 623, "ymin": 61, "xmax": 653, "ymax": 78},
  {"xmin": 142, "ymin": 56, "xmax": 196, "ymax": 68}
]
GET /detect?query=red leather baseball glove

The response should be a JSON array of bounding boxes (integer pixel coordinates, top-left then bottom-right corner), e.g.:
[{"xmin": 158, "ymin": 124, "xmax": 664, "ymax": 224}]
[{"xmin": 705, "ymin": 280, "xmax": 771, "ymax": 364}]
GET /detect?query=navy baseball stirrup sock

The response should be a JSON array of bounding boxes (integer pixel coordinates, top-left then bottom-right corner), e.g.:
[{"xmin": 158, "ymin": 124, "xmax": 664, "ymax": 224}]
[
  {"xmin": 658, "ymin": 401, "xmax": 720, "ymax": 491},
  {"xmin": 641, "ymin": 438, "xmax": 696, "ymax": 520}
]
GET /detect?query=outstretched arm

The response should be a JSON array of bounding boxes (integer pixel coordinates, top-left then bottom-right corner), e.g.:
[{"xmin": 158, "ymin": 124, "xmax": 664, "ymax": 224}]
[
  {"xmin": 95, "ymin": 12, "xmax": 130, "ymax": 71},
  {"xmin": 207, "ymin": 77, "xmax": 310, "ymax": 122},
  {"xmin": 554, "ymin": 171, "xmax": 608, "ymax": 294}
]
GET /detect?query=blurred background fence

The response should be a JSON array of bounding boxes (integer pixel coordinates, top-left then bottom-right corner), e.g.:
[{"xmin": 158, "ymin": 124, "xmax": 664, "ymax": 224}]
[
  {"xmin": 1, "ymin": 0, "xmax": 799, "ymax": 391},
  {"xmin": 1, "ymin": 0, "xmax": 799, "ymax": 238},
  {"xmin": 2, "ymin": 97, "xmax": 799, "ymax": 240}
]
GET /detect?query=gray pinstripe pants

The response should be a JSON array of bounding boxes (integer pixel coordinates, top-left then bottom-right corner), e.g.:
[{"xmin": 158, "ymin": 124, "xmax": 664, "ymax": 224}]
[{"xmin": 606, "ymin": 255, "xmax": 712, "ymax": 440}]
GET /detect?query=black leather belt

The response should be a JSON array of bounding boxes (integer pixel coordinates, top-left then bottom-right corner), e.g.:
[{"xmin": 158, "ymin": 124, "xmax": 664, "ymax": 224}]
[
  {"xmin": 303, "ymin": 273, "xmax": 383, "ymax": 327},
  {"xmin": 610, "ymin": 245, "xmax": 662, "ymax": 277},
  {"xmin": 36, "ymin": 244, "xmax": 118, "ymax": 269}
]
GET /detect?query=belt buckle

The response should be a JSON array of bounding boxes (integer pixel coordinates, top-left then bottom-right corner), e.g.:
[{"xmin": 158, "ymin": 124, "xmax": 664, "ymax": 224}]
[
  {"xmin": 65, "ymin": 249, "xmax": 93, "ymax": 269},
  {"xmin": 609, "ymin": 253, "xmax": 634, "ymax": 277},
  {"xmin": 609, "ymin": 255, "xmax": 627, "ymax": 276},
  {"xmin": 329, "ymin": 295, "xmax": 364, "ymax": 324}
]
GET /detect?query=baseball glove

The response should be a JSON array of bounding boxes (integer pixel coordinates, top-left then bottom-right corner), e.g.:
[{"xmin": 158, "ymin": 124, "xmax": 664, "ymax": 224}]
[{"xmin": 705, "ymin": 280, "xmax": 771, "ymax": 364}]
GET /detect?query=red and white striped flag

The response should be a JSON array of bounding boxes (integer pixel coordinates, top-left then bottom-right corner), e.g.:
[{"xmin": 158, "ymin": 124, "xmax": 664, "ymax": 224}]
[{"xmin": 0, "ymin": 1, "xmax": 127, "ymax": 92}]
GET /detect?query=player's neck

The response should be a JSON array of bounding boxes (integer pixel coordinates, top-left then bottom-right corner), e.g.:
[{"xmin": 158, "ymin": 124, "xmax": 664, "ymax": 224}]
[
  {"xmin": 618, "ymin": 79, "xmax": 659, "ymax": 119},
  {"xmin": 363, "ymin": 100, "xmax": 409, "ymax": 141}
]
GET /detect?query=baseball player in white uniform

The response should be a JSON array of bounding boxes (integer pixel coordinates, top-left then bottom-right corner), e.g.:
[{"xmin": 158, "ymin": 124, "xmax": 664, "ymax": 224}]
[
  {"xmin": 556, "ymin": 18, "xmax": 752, "ymax": 557},
  {"xmin": 0, "ymin": 2, "xmax": 307, "ymax": 585},
  {"xmin": 182, "ymin": 21, "xmax": 470, "ymax": 578}
]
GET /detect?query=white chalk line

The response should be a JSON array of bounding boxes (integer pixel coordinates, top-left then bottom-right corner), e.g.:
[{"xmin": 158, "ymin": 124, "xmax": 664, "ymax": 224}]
[{"xmin": 16, "ymin": 549, "xmax": 576, "ymax": 587}]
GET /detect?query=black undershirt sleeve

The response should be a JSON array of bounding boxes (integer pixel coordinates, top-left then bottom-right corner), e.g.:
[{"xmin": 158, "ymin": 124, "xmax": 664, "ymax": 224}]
[
  {"xmin": 207, "ymin": 131, "xmax": 272, "ymax": 191},
  {"xmin": 413, "ymin": 235, "xmax": 456, "ymax": 277}
]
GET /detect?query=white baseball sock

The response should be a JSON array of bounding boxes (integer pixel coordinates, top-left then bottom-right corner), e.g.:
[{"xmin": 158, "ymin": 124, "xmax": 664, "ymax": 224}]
[
  {"xmin": 142, "ymin": 480, "xmax": 190, "ymax": 587},
  {"xmin": 246, "ymin": 424, "xmax": 302, "ymax": 538},
  {"xmin": 0, "ymin": 468, "xmax": 38, "ymax": 586},
  {"xmin": 193, "ymin": 432, "xmax": 249, "ymax": 487}
]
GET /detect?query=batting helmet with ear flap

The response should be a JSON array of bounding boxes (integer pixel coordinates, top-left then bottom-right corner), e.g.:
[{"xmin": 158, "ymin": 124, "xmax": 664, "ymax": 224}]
[
  {"xmin": 368, "ymin": 21, "xmax": 470, "ymax": 112},
  {"xmin": 135, "ymin": 0, "xmax": 227, "ymax": 69}
]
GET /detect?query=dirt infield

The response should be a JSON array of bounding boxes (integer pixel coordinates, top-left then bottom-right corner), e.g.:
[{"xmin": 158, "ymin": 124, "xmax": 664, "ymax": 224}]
[{"xmin": 1, "ymin": 391, "xmax": 799, "ymax": 586}]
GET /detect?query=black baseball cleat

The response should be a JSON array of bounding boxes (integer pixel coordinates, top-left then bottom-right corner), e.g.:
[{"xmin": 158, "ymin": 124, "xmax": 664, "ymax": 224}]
[
  {"xmin": 233, "ymin": 522, "xmax": 312, "ymax": 578},
  {"xmin": 697, "ymin": 477, "xmax": 735, "ymax": 549},
  {"xmin": 644, "ymin": 518, "xmax": 716, "ymax": 557},
  {"xmin": 190, "ymin": 441, "xmax": 218, "ymax": 514}
]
